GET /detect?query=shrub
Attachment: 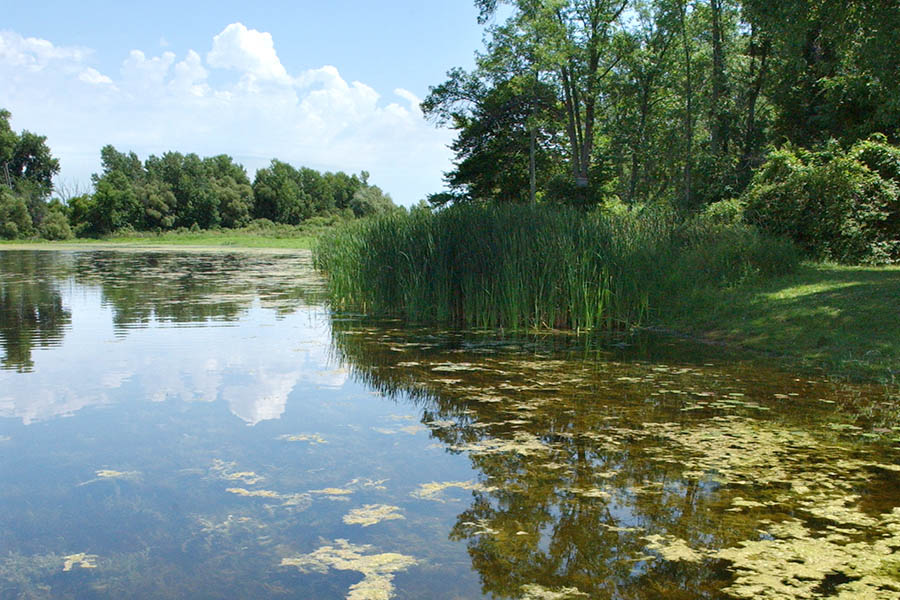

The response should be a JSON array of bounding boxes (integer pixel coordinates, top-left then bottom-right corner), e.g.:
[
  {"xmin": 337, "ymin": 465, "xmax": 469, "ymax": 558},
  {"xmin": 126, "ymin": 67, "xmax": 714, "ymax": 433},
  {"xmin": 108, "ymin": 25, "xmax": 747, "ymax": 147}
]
[
  {"xmin": 743, "ymin": 138, "xmax": 900, "ymax": 264},
  {"xmin": 699, "ymin": 198, "xmax": 745, "ymax": 226},
  {"xmin": 39, "ymin": 209, "xmax": 73, "ymax": 240},
  {"xmin": 0, "ymin": 189, "xmax": 35, "ymax": 239}
]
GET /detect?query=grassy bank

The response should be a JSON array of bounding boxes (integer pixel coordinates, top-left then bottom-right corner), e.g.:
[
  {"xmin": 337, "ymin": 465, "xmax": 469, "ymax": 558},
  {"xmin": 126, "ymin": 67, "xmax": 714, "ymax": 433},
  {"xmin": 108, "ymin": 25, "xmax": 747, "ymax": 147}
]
[
  {"xmin": 659, "ymin": 263, "xmax": 900, "ymax": 383},
  {"xmin": 0, "ymin": 218, "xmax": 342, "ymax": 250},
  {"xmin": 314, "ymin": 203, "xmax": 798, "ymax": 331}
]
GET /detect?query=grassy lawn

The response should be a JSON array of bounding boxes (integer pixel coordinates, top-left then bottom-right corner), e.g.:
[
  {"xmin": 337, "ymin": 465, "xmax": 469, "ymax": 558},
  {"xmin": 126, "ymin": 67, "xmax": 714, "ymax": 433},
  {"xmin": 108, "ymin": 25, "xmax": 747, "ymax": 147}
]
[{"xmin": 661, "ymin": 263, "xmax": 900, "ymax": 383}]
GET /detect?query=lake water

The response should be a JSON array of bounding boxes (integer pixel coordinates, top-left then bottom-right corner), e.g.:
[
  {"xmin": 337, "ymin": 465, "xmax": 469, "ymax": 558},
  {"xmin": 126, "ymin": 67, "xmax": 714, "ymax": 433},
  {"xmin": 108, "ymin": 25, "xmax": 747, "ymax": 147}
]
[{"xmin": 1, "ymin": 249, "xmax": 898, "ymax": 599}]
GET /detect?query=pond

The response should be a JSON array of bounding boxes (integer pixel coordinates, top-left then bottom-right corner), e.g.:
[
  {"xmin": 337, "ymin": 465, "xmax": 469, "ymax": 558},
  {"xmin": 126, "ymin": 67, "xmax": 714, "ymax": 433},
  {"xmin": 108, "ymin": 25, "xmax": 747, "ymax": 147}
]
[{"xmin": 1, "ymin": 249, "xmax": 898, "ymax": 599}]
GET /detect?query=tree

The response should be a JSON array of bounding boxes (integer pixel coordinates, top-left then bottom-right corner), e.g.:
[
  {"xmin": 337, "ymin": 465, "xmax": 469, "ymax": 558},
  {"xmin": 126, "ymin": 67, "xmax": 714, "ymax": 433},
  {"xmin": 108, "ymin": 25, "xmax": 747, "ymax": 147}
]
[
  {"xmin": 251, "ymin": 160, "xmax": 311, "ymax": 224},
  {"xmin": 350, "ymin": 183, "xmax": 396, "ymax": 217},
  {"xmin": 742, "ymin": 0, "xmax": 900, "ymax": 146},
  {"xmin": 0, "ymin": 109, "xmax": 61, "ymax": 228}
]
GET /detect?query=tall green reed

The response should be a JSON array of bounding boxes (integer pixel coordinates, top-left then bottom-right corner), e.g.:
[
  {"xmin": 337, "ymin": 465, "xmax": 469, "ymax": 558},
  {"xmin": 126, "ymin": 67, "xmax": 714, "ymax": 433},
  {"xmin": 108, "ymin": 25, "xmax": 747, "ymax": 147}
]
[{"xmin": 313, "ymin": 203, "xmax": 799, "ymax": 331}]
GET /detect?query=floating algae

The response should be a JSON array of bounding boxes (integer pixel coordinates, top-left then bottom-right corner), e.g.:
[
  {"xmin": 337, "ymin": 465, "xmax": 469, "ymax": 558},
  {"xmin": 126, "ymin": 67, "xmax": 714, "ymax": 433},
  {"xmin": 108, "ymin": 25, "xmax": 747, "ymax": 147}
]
[
  {"xmin": 210, "ymin": 459, "xmax": 264, "ymax": 485},
  {"xmin": 62, "ymin": 553, "xmax": 98, "ymax": 571},
  {"xmin": 644, "ymin": 534, "xmax": 707, "ymax": 563},
  {"xmin": 451, "ymin": 431, "xmax": 551, "ymax": 457},
  {"xmin": 309, "ymin": 487, "xmax": 355, "ymax": 500},
  {"xmin": 410, "ymin": 480, "xmax": 491, "ymax": 503},
  {"xmin": 372, "ymin": 424, "xmax": 427, "ymax": 435},
  {"xmin": 342, "ymin": 504, "xmax": 405, "ymax": 527},
  {"xmin": 226, "ymin": 487, "xmax": 312, "ymax": 509},
  {"xmin": 716, "ymin": 509, "xmax": 900, "ymax": 599},
  {"xmin": 281, "ymin": 539, "xmax": 417, "ymax": 600},
  {"xmin": 226, "ymin": 487, "xmax": 281, "ymax": 499},
  {"xmin": 519, "ymin": 583, "xmax": 589, "ymax": 599},
  {"xmin": 278, "ymin": 433, "xmax": 328, "ymax": 445}
]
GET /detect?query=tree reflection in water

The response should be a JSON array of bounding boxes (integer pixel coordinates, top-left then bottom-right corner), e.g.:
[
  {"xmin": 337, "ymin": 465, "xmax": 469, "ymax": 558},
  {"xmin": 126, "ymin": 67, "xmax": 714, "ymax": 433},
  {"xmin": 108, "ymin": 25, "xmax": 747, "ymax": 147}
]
[
  {"xmin": 329, "ymin": 319, "xmax": 900, "ymax": 599},
  {"xmin": 0, "ymin": 252, "xmax": 71, "ymax": 372},
  {"xmin": 0, "ymin": 249, "xmax": 324, "ymax": 371}
]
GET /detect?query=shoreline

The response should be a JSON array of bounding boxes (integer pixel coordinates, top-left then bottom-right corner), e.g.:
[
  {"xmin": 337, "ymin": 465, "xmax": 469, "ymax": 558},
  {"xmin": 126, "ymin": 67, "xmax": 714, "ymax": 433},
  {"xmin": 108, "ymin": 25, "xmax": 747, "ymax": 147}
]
[{"xmin": 4, "ymin": 241, "xmax": 897, "ymax": 386}]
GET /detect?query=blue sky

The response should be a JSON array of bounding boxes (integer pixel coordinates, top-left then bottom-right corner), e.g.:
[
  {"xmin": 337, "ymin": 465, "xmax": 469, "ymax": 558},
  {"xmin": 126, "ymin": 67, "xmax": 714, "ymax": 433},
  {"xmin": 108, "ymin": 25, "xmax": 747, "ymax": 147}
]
[{"xmin": 1, "ymin": 1, "xmax": 491, "ymax": 205}]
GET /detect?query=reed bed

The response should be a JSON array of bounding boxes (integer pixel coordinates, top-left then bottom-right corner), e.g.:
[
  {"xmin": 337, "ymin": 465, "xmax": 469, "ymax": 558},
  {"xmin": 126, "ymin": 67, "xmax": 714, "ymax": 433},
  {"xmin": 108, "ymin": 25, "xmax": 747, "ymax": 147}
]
[{"xmin": 314, "ymin": 204, "xmax": 798, "ymax": 331}]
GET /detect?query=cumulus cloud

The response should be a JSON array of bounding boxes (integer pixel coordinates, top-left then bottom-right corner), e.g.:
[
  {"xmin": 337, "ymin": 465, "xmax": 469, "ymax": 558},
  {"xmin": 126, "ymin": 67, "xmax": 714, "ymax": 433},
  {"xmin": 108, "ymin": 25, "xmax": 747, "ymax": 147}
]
[
  {"xmin": 0, "ymin": 30, "xmax": 90, "ymax": 71},
  {"xmin": 0, "ymin": 25, "xmax": 453, "ymax": 205},
  {"xmin": 78, "ymin": 67, "xmax": 113, "ymax": 86},
  {"xmin": 207, "ymin": 22, "xmax": 289, "ymax": 83}
]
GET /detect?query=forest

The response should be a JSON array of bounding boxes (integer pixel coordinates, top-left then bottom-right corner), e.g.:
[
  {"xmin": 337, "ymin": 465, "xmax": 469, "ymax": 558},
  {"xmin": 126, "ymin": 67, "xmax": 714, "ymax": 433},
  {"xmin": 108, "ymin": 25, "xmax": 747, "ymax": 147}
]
[
  {"xmin": 420, "ymin": 0, "xmax": 900, "ymax": 264},
  {"xmin": 0, "ymin": 110, "xmax": 396, "ymax": 241}
]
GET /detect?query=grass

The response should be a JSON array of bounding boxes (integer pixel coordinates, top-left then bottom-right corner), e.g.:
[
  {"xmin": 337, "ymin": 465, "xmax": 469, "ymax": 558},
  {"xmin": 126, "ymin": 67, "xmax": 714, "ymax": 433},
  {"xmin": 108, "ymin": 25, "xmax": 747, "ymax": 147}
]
[
  {"xmin": 314, "ymin": 203, "xmax": 799, "ymax": 331},
  {"xmin": 659, "ymin": 262, "xmax": 900, "ymax": 383},
  {"xmin": 0, "ymin": 217, "xmax": 345, "ymax": 250}
]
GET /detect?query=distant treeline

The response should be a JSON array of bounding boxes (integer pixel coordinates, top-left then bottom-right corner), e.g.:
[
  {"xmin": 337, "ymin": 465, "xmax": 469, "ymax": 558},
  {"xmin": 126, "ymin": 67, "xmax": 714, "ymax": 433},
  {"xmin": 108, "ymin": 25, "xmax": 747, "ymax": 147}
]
[{"xmin": 0, "ymin": 109, "xmax": 395, "ymax": 240}]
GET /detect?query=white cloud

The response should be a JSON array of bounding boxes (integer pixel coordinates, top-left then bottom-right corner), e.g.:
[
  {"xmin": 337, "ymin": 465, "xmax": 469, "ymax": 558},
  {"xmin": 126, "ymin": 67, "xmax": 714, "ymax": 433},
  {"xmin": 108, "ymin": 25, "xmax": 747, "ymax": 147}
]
[
  {"xmin": 121, "ymin": 49, "xmax": 175, "ymax": 87},
  {"xmin": 393, "ymin": 88, "xmax": 422, "ymax": 114},
  {"xmin": 0, "ymin": 30, "xmax": 90, "ymax": 71},
  {"xmin": 78, "ymin": 67, "xmax": 113, "ymax": 85},
  {"xmin": 170, "ymin": 50, "xmax": 209, "ymax": 96},
  {"xmin": 207, "ymin": 22, "xmax": 289, "ymax": 83},
  {"xmin": 0, "ymin": 25, "xmax": 454, "ymax": 205}
]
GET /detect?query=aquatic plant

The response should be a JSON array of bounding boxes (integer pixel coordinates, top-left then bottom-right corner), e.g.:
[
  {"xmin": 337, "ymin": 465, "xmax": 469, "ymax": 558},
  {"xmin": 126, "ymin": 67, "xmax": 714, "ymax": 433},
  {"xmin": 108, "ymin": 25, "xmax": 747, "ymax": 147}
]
[{"xmin": 314, "ymin": 203, "xmax": 798, "ymax": 331}]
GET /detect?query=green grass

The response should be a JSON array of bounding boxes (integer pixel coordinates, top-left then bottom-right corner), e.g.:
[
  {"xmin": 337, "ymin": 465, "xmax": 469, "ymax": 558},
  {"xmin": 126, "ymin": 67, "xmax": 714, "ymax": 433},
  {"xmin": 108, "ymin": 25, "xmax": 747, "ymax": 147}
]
[
  {"xmin": 314, "ymin": 203, "xmax": 799, "ymax": 331},
  {"xmin": 659, "ymin": 263, "xmax": 900, "ymax": 382},
  {"xmin": 0, "ymin": 218, "xmax": 346, "ymax": 250}
]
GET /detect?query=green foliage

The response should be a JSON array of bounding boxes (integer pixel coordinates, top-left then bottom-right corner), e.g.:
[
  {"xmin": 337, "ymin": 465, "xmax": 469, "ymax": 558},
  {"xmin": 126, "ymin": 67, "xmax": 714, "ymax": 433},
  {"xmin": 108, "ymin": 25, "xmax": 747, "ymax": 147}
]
[
  {"xmin": 0, "ymin": 188, "xmax": 34, "ymax": 239},
  {"xmin": 252, "ymin": 160, "xmax": 368, "ymax": 224},
  {"xmin": 39, "ymin": 207, "xmax": 73, "ymax": 240},
  {"xmin": 350, "ymin": 184, "xmax": 395, "ymax": 217},
  {"xmin": 744, "ymin": 139, "xmax": 900, "ymax": 263},
  {"xmin": 699, "ymin": 198, "xmax": 745, "ymax": 226},
  {"xmin": 315, "ymin": 203, "xmax": 798, "ymax": 330},
  {"xmin": 251, "ymin": 160, "xmax": 312, "ymax": 224},
  {"xmin": 0, "ymin": 110, "xmax": 60, "ymax": 201}
]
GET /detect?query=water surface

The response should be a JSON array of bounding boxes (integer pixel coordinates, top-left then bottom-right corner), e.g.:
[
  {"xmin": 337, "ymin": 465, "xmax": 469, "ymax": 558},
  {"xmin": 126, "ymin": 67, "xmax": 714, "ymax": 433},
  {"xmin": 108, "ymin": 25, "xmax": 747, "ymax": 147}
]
[{"xmin": 1, "ymin": 249, "xmax": 898, "ymax": 599}]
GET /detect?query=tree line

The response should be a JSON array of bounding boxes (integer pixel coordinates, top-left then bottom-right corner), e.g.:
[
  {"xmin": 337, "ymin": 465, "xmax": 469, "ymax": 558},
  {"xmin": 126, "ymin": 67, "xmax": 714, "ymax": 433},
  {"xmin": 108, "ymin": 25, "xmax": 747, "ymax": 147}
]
[
  {"xmin": 0, "ymin": 109, "xmax": 395, "ymax": 240},
  {"xmin": 424, "ymin": 0, "xmax": 900, "ymax": 262}
]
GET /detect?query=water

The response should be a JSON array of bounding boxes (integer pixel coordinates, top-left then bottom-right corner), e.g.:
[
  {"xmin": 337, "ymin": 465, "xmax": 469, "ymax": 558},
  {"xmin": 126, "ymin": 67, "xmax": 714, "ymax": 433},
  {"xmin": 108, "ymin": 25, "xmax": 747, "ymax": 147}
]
[{"xmin": 1, "ymin": 249, "xmax": 898, "ymax": 599}]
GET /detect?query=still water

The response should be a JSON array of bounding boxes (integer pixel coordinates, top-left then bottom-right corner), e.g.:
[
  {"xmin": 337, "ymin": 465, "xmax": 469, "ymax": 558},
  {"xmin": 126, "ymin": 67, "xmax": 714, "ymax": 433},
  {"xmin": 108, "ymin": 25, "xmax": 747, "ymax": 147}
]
[{"xmin": 1, "ymin": 249, "xmax": 898, "ymax": 599}]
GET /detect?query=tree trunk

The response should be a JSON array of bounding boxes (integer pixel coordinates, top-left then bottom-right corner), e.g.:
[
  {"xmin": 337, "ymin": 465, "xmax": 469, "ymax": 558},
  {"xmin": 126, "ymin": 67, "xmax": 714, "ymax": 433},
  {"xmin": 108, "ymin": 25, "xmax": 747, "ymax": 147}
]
[{"xmin": 679, "ymin": 1, "xmax": 694, "ymax": 208}]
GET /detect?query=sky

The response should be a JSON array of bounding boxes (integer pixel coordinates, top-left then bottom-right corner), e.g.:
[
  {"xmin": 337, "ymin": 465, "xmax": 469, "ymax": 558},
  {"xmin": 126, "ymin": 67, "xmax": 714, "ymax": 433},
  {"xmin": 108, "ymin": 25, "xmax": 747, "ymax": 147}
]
[{"xmin": 0, "ymin": 1, "xmax": 492, "ymax": 206}]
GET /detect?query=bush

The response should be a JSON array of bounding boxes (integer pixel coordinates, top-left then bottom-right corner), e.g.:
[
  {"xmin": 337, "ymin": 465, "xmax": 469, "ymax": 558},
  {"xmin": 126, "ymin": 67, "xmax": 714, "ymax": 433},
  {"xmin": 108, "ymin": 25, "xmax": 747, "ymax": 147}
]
[
  {"xmin": 699, "ymin": 198, "xmax": 745, "ymax": 226},
  {"xmin": 0, "ymin": 189, "xmax": 35, "ymax": 239},
  {"xmin": 39, "ymin": 209, "xmax": 73, "ymax": 240},
  {"xmin": 743, "ymin": 138, "xmax": 900, "ymax": 264}
]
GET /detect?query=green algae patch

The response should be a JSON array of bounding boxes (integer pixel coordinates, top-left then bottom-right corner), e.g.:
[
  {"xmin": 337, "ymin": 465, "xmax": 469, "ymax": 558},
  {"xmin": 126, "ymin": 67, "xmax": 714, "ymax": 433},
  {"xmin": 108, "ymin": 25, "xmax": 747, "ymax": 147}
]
[
  {"xmin": 210, "ymin": 459, "xmax": 264, "ymax": 485},
  {"xmin": 226, "ymin": 487, "xmax": 312, "ymax": 509},
  {"xmin": 717, "ymin": 509, "xmax": 900, "ymax": 599},
  {"xmin": 411, "ymin": 480, "xmax": 491, "ymax": 503},
  {"xmin": 519, "ymin": 583, "xmax": 589, "ymax": 599},
  {"xmin": 226, "ymin": 487, "xmax": 281, "ymax": 499},
  {"xmin": 451, "ymin": 431, "xmax": 551, "ymax": 457},
  {"xmin": 342, "ymin": 504, "xmax": 405, "ymax": 527},
  {"xmin": 62, "ymin": 553, "xmax": 98, "ymax": 571},
  {"xmin": 644, "ymin": 534, "xmax": 706, "ymax": 563},
  {"xmin": 281, "ymin": 539, "xmax": 417, "ymax": 600}
]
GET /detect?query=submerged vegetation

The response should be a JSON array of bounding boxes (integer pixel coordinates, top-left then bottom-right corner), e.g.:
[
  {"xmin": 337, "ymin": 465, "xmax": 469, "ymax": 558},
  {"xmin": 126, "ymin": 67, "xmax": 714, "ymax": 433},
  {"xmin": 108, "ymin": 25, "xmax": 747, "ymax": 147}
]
[{"xmin": 315, "ymin": 203, "xmax": 798, "ymax": 331}]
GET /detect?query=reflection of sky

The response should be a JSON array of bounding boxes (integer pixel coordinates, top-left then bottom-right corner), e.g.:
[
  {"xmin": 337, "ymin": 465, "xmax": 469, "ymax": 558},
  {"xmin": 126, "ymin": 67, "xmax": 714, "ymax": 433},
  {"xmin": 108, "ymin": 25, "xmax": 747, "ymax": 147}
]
[{"xmin": 0, "ymin": 283, "xmax": 347, "ymax": 425}]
